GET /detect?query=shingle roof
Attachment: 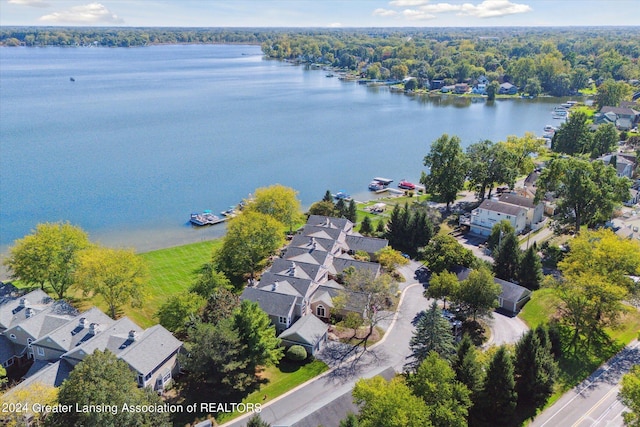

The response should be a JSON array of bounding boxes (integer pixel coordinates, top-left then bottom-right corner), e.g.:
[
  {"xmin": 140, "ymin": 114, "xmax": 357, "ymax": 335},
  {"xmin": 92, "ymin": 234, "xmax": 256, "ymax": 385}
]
[
  {"xmin": 306, "ymin": 215, "xmax": 353, "ymax": 232},
  {"xmin": 62, "ymin": 317, "xmax": 144, "ymax": 363},
  {"xmin": 278, "ymin": 315, "xmax": 327, "ymax": 346},
  {"xmin": 32, "ymin": 307, "xmax": 114, "ymax": 352},
  {"xmin": 0, "ymin": 335, "xmax": 15, "ymax": 363},
  {"xmin": 0, "ymin": 289, "xmax": 53, "ymax": 331},
  {"xmin": 283, "ymin": 247, "xmax": 335, "ymax": 267},
  {"xmin": 494, "ymin": 278, "xmax": 532, "ymax": 304},
  {"xmin": 269, "ymin": 258, "xmax": 327, "ymax": 282},
  {"xmin": 477, "ymin": 199, "xmax": 527, "ymax": 216},
  {"xmin": 332, "ymin": 258, "xmax": 381, "ymax": 276},
  {"xmin": 345, "ymin": 235, "xmax": 388, "ymax": 254},
  {"xmin": 4, "ymin": 301, "xmax": 78, "ymax": 343},
  {"xmin": 499, "ymin": 193, "xmax": 537, "ymax": 209},
  {"xmin": 241, "ymin": 287, "xmax": 297, "ymax": 318},
  {"xmin": 117, "ymin": 325, "xmax": 182, "ymax": 376}
]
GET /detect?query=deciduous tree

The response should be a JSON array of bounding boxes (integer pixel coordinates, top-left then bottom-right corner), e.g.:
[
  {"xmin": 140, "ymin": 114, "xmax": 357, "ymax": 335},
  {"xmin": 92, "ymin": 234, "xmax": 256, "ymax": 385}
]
[
  {"xmin": 551, "ymin": 111, "xmax": 592, "ymax": 155},
  {"xmin": 215, "ymin": 211, "xmax": 285, "ymax": 284},
  {"xmin": 0, "ymin": 381, "xmax": 57, "ymax": 427},
  {"xmin": 352, "ymin": 376, "xmax": 431, "ymax": 427},
  {"xmin": 425, "ymin": 271, "xmax": 459, "ymax": 310},
  {"xmin": 423, "ymin": 234, "xmax": 475, "ymax": 274},
  {"xmin": 407, "ymin": 352, "xmax": 472, "ymax": 427},
  {"xmin": 4, "ymin": 222, "xmax": 91, "ymax": 299},
  {"xmin": 233, "ymin": 300, "xmax": 284, "ymax": 373},
  {"xmin": 536, "ymin": 157, "xmax": 630, "ymax": 231},
  {"xmin": 454, "ymin": 267, "xmax": 501, "ymax": 321},
  {"xmin": 421, "ymin": 134, "xmax": 468, "ymax": 210},
  {"xmin": 50, "ymin": 350, "xmax": 170, "ymax": 427},
  {"xmin": 243, "ymin": 184, "xmax": 302, "ymax": 232},
  {"xmin": 156, "ymin": 291, "xmax": 205, "ymax": 337},
  {"xmin": 75, "ymin": 246, "xmax": 148, "ymax": 319},
  {"xmin": 619, "ymin": 365, "xmax": 640, "ymax": 427}
]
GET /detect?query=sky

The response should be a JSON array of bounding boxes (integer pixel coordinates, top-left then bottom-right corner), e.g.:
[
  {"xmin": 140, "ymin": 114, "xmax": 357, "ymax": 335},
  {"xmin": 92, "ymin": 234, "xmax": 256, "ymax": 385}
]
[{"xmin": 0, "ymin": 0, "xmax": 638, "ymax": 28}]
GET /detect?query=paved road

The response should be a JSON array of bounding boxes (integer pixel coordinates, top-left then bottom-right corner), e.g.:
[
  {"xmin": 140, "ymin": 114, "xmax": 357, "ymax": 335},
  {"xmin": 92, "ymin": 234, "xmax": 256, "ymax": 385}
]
[
  {"xmin": 221, "ymin": 281, "xmax": 430, "ymax": 427},
  {"xmin": 530, "ymin": 340, "xmax": 640, "ymax": 427}
]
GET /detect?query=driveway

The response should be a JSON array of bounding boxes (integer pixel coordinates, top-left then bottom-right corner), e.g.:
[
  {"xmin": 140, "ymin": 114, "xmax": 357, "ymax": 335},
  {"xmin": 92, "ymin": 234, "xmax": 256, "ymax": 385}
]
[
  {"xmin": 221, "ymin": 279, "xmax": 430, "ymax": 427},
  {"xmin": 483, "ymin": 311, "xmax": 529, "ymax": 348}
]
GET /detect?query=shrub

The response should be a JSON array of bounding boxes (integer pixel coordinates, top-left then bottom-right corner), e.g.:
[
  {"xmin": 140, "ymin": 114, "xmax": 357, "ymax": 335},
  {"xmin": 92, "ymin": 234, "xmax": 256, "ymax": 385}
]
[{"xmin": 286, "ymin": 345, "xmax": 308, "ymax": 361}]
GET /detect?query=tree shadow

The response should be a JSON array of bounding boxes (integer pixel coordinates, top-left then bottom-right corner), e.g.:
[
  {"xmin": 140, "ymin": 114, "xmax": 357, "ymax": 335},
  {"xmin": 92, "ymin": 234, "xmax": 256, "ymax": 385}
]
[{"xmin": 461, "ymin": 320, "xmax": 486, "ymax": 346}]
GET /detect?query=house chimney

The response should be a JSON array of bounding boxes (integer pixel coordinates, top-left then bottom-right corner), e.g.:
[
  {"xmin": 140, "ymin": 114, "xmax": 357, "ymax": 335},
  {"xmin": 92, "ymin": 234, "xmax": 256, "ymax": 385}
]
[
  {"xmin": 288, "ymin": 262, "xmax": 296, "ymax": 276},
  {"xmin": 25, "ymin": 308, "xmax": 34, "ymax": 318},
  {"xmin": 128, "ymin": 330, "xmax": 137, "ymax": 341},
  {"xmin": 89, "ymin": 323, "xmax": 100, "ymax": 335},
  {"xmin": 78, "ymin": 317, "xmax": 86, "ymax": 328},
  {"xmin": 18, "ymin": 297, "xmax": 27, "ymax": 308},
  {"xmin": 271, "ymin": 283, "xmax": 277, "ymax": 291}
]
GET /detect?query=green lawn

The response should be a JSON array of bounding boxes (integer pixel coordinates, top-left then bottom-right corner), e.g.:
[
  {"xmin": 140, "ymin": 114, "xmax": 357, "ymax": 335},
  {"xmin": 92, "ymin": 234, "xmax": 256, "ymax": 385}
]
[
  {"xmin": 216, "ymin": 359, "xmax": 329, "ymax": 424},
  {"xmin": 67, "ymin": 240, "xmax": 221, "ymax": 328},
  {"xmin": 519, "ymin": 287, "xmax": 640, "ymax": 406}
]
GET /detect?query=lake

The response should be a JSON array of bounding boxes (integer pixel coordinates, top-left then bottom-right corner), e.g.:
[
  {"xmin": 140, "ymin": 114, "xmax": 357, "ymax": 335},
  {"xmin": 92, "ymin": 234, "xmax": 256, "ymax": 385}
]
[{"xmin": 0, "ymin": 44, "xmax": 573, "ymax": 254}]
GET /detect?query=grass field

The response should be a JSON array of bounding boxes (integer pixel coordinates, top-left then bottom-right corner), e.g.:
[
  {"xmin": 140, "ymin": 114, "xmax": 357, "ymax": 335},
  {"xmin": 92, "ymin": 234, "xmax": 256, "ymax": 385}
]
[{"xmin": 68, "ymin": 239, "xmax": 221, "ymax": 328}]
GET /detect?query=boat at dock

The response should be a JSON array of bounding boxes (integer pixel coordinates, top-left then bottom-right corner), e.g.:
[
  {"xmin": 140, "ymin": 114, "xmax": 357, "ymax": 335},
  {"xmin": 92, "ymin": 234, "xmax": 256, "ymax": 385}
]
[
  {"xmin": 333, "ymin": 191, "xmax": 351, "ymax": 200},
  {"xmin": 190, "ymin": 210, "xmax": 226, "ymax": 226},
  {"xmin": 398, "ymin": 180, "xmax": 416, "ymax": 190}
]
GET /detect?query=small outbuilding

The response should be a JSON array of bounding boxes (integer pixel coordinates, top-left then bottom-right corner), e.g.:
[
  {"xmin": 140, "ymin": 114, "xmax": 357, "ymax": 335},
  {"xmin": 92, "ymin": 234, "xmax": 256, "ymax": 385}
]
[{"xmin": 278, "ymin": 314, "xmax": 328, "ymax": 356}]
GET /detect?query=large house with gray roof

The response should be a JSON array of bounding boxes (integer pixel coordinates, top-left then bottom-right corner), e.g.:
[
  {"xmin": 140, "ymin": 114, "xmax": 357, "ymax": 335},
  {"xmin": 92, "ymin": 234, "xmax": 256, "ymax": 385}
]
[
  {"xmin": 469, "ymin": 193, "xmax": 545, "ymax": 236},
  {"xmin": 241, "ymin": 215, "xmax": 388, "ymax": 355},
  {"xmin": 0, "ymin": 288, "xmax": 182, "ymax": 393}
]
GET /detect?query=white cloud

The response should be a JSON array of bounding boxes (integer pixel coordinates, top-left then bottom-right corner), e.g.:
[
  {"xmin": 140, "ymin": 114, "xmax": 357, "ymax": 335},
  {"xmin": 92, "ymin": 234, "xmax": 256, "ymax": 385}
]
[
  {"xmin": 378, "ymin": 0, "xmax": 532, "ymax": 21},
  {"xmin": 373, "ymin": 8, "xmax": 398, "ymax": 17},
  {"xmin": 458, "ymin": 0, "xmax": 532, "ymax": 18},
  {"xmin": 39, "ymin": 2, "xmax": 124, "ymax": 24},
  {"xmin": 8, "ymin": 0, "xmax": 50, "ymax": 7},
  {"xmin": 390, "ymin": 0, "xmax": 431, "ymax": 6},
  {"xmin": 402, "ymin": 9, "xmax": 436, "ymax": 20},
  {"xmin": 327, "ymin": 22, "xmax": 343, "ymax": 27}
]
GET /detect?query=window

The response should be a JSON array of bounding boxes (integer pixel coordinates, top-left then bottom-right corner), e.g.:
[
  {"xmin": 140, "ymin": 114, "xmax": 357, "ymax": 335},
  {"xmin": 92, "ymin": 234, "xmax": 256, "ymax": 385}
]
[
  {"xmin": 316, "ymin": 305, "xmax": 326, "ymax": 317},
  {"xmin": 9, "ymin": 334, "xmax": 16, "ymax": 340},
  {"xmin": 37, "ymin": 347, "xmax": 45, "ymax": 357},
  {"xmin": 27, "ymin": 338, "xmax": 33, "ymax": 348}
]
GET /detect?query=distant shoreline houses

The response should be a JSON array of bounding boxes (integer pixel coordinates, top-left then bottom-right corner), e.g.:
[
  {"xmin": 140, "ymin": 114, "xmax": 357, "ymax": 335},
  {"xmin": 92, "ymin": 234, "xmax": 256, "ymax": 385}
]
[
  {"xmin": 241, "ymin": 215, "xmax": 389, "ymax": 356},
  {"xmin": 0, "ymin": 284, "xmax": 182, "ymax": 394}
]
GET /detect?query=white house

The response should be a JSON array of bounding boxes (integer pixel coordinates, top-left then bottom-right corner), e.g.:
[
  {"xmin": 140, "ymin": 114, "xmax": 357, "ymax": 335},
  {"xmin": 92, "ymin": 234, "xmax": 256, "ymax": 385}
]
[{"xmin": 470, "ymin": 199, "xmax": 527, "ymax": 236}]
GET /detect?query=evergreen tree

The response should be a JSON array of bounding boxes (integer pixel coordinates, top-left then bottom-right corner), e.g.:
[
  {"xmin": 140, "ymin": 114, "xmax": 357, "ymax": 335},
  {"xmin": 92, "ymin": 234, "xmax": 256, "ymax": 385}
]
[
  {"xmin": 375, "ymin": 219, "xmax": 386, "ymax": 236},
  {"xmin": 346, "ymin": 199, "xmax": 358, "ymax": 222},
  {"xmin": 360, "ymin": 216, "xmax": 373, "ymax": 235},
  {"xmin": 247, "ymin": 414, "xmax": 271, "ymax": 427},
  {"xmin": 477, "ymin": 346, "xmax": 518, "ymax": 426},
  {"xmin": 406, "ymin": 301, "xmax": 456, "ymax": 370},
  {"xmin": 323, "ymin": 190, "xmax": 333, "ymax": 203},
  {"xmin": 453, "ymin": 335, "xmax": 483, "ymax": 398},
  {"xmin": 487, "ymin": 220, "xmax": 515, "ymax": 252},
  {"xmin": 519, "ymin": 246, "xmax": 543, "ymax": 290},
  {"xmin": 493, "ymin": 230, "xmax": 522, "ymax": 283},
  {"xmin": 335, "ymin": 198, "xmax": 347, "ymax": 218},
  {"xmin": 514, "ymin": 328, "xmax": 557, "ymax": 409}
]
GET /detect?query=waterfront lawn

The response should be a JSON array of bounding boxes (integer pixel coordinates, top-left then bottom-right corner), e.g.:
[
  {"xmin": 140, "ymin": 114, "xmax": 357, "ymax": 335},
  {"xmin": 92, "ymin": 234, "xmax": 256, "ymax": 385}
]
[{"xmin": 70, "ymin": 240, "xmax": 219, "ymax": 328}]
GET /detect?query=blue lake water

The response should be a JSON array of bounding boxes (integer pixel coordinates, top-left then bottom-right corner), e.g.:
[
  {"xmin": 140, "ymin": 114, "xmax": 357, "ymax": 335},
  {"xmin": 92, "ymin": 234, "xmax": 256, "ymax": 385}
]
[{"xmin": 0, "ymin": 44, "xmax": 572, "ymax": 253}]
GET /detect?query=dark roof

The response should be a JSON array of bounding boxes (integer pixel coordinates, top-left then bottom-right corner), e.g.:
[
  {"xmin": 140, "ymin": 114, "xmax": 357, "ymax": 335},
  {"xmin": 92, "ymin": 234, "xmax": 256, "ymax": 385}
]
[
  {"xmin": 289, "ymin": 233, "xmax": 341, "ymax": 254},
  {"xmin": 452, "ymin": 265, "xmax": 472, "ymax": 281},
  {"xmin": 269, "ymin": 258, "xmax": 327, "ymax": 283},
  {"xmin": 600, "ymin": 106, "xmax": 638, "ymax": 116},
  {"xmin": 306, "ymin": 215, "xmax": 353, "ymax": 232},
  {"xmin": 477, "ymin": 199, "xmax": 526, "ymax": 216},
  {"xmin": 282, "ymin": 246, "xmax": 335, "ymax": 266},
  {"xmin": 345, "ymin": 235, "xmax": 388, "ymax": 254},
  {"xmin": 499, "ymin": 193, "xmax": 537, "ymax": 209},
  {"xmin": 258, "ymin": 272, "xmax": 316, "ymax": 299},
  {"xmin": 241, "ymin": 287, "xmax": 297, "ymax": 318},
  {"xmin": 494, "ymin": 277, "xmax": 532, "ymax": 303},
  {"xmin": 332, "ymin": 258, "xmax": 381, "ymax": 276}
]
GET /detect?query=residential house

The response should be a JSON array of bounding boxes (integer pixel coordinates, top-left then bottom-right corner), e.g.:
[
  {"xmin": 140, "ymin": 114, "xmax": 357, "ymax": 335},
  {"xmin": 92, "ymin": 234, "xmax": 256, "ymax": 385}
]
[
  {"xmin": 1, "ymin": 291, "xmax": 182, "ymax": 393},
  {"xmin": 453, "ymin": 266, "xmax": 532, "ymax": 315},
  {"xmin": 430, "ymin": 79, "xmax": 445, "ymax": 90},
  {"xmin": 469, "ymin": 199, "xmax": 527, "ymax": 236},
  {"xmin": 472, "ymin": 83, "xmax": 487, "ymax": 95},
  {"xmin": 454, "ymin": 83, "xmax": 470, "ymax": 94},
  {"xmin": 476, "ymin": 75, "xmax": 489, "ymax": 86},
  {"xmin": 597, "ymin": 153, "xmax": 636, "ymax": 179},
  {"xmin": 597, "ymin": 106, "xmax": 639, "ymax": 131},
  {"xmin": 469, "ymin": 191, "xmax": 547, "ymax": 237},
  {"xmin": 499, "ymin": 82, "xmax": 518, "ymax": 95},
  {"xmin": 278, "ymin": 314, "xmax": 328, "ymax": 356},
  {"xmin": 242, "ymin": 215, "xmax": 389, "ymax": 352}
]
